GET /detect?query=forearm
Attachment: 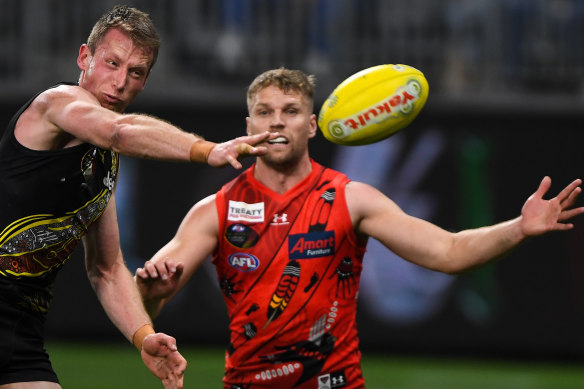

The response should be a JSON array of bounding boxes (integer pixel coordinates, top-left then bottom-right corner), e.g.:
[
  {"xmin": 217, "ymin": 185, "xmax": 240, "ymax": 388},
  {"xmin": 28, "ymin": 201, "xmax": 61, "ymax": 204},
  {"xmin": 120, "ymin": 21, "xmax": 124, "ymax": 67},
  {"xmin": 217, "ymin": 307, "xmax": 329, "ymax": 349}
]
[
  {"xmin": 112, "ymin": 114, "xmax": 215, "ymax": 162},
  {"xmin": 89, "ymin": 259, "xmax": 153, "ymax": 344},
  {"xmin": 141, "ymin": 292, "xmax": 166, "ymax": 320},
  {"xmin": 446, "ymin": 216, "xmax": 526, "ymax": 274}
]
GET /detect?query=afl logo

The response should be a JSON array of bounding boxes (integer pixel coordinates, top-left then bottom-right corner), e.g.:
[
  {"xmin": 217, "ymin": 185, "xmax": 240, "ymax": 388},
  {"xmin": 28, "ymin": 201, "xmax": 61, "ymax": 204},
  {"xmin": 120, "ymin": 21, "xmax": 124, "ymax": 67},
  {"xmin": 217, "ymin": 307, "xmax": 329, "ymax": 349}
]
[{"xmin": 228, "ymin": 253, "xmax": 260, "ymax": 272}]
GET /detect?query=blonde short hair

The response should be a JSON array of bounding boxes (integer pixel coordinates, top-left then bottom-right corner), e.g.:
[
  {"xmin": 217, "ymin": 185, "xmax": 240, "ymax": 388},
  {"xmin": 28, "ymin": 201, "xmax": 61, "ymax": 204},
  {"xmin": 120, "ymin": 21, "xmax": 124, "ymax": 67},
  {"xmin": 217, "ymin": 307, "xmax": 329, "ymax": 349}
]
[
  {"xmin": 247, "ymin": 68, "xmax": 316, "ymax": 113},
  {"xmin": 87, "ymin": 5, "xmax": 160, "ymax": 71}
]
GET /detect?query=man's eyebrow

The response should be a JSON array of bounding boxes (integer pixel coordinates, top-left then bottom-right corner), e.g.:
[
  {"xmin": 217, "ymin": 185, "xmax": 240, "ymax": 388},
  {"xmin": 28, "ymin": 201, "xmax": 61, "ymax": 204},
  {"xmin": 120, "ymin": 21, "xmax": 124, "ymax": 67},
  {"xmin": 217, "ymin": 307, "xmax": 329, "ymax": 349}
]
[{"xmin": 253, "ymin": 102, "xmax": 271, "ymax": 110}]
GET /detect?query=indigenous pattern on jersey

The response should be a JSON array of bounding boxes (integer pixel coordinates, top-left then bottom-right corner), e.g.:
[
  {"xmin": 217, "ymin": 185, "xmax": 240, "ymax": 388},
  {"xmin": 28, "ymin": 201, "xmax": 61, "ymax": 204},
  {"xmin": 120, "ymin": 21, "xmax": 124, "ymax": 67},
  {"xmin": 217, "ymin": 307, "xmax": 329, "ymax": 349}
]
[
  {"xmin": 215, "ymin": 160, "xmax": 367, "ymax": 389},
  {"xmin": 0, "ymin": 84, "xmax": 119, "ymax": 314}
]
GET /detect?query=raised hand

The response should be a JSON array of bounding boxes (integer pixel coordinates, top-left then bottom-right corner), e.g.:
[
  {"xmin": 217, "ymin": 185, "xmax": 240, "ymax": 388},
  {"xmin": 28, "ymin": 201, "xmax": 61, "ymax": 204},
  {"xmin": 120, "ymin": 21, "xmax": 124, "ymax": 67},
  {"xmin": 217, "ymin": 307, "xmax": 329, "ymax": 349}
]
[
  {"xmin": 136, "ymin": 258, "xmax": 184, "ymax": 302},
  {"xmin": 207, "ymin": 131, "xmax": 277, "ymax": 169},
  {"xmin": 520, "ymin": 176, "xmax": 584, "ymax": 237}
]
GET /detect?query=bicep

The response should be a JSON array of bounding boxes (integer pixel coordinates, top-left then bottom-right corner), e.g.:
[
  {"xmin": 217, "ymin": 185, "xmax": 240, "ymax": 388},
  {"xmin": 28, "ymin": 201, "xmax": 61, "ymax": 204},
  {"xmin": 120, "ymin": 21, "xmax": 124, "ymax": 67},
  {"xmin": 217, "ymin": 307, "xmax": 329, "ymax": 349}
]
[
  {"xmin": 347, "ymin": 181, "xmax": 454, "ymax": 271},
  {"xmin": 45, "ymin": 86, "xmax": 119, "ymax": 148}
]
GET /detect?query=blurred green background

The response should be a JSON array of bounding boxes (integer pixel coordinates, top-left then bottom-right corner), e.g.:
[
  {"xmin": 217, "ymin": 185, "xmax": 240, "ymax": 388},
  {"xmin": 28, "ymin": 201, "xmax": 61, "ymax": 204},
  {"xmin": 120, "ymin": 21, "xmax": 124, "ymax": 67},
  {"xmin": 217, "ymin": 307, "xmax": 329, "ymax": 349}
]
[{"xmin": 49, "ymin": 342, "xmax": 584, "ymax": 389}]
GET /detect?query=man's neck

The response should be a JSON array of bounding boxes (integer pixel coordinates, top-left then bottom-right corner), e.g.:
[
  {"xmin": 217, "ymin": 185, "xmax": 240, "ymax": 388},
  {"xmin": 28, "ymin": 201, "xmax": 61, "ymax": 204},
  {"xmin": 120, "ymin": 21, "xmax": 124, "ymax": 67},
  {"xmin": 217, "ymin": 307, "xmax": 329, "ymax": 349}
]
[{"xmin": 253, "ymin": 157, "xmax": 313, "ymax": 195}]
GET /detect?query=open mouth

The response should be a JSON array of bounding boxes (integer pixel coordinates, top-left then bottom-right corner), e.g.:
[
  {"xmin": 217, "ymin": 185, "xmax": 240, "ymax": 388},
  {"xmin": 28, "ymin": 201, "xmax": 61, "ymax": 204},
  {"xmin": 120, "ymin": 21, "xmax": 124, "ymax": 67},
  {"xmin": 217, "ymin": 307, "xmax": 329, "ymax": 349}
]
[{"xmin": 268, "ymin": 136, "xmax": 288, "ymax": 145}]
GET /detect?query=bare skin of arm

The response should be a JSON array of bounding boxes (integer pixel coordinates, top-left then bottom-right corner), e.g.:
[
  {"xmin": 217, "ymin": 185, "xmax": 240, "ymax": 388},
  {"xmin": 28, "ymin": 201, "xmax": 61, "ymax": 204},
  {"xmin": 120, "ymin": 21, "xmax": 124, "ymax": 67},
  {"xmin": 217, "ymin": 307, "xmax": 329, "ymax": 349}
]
[
  {"xmin": 15, "ymin": 84, "xmax": 274, "ymax": 168},
  {"xmin": 346, "ymin": 176, "xmax": 584, "ymax": 274},
  {"xmin": 83, "ymin": 194, "xmax": 187, "ymax": 388},
  {"xmin": 135, "ymin": 195, "xmax": 220, "ymax": 318}
]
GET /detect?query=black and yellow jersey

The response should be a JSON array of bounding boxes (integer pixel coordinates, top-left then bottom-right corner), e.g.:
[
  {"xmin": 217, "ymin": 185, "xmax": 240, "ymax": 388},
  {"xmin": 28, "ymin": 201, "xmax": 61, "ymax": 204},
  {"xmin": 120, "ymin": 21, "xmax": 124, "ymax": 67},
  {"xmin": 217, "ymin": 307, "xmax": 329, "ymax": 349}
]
[{"xmin": 0, "ymin": 83, "xmax": 119, "ymax": 314}]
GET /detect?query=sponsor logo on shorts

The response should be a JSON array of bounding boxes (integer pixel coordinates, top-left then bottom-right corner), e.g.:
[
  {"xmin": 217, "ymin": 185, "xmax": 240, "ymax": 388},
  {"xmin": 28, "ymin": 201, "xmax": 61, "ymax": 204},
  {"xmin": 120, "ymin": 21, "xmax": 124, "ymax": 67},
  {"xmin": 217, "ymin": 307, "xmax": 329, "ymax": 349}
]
[
  {"xmin": 228, "ymin": 201, "xmax": 264, "ymax": 223},
  {"xmin": 318, "ymin": 370, "xmax": 347, "ymax": 388},
  {"xmin": 288, "ymin": 231, "xmax": 335, "ymax": 259},
  {"xmin": 228, "ymin": 253, "xmax": 260, "ymax": 272},
  {"xmin": 253, "ymin": 363, "xmax": 301, "ymax": 383}
]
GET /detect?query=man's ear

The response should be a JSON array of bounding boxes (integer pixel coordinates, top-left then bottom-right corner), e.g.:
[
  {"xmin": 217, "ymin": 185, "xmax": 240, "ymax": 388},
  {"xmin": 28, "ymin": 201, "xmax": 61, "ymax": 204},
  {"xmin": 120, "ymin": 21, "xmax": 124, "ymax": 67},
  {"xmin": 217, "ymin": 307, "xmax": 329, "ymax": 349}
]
[
  {"xmin": 246, "ymin": 117, "xmax": 252, "ymax": 136},
  {"xmin": 77, "ymin": 44, "xmax": 91, "ymax": 71},
  {"xmin": 308, "ymin": 113, "xmax": 318, "ymax": 139}
]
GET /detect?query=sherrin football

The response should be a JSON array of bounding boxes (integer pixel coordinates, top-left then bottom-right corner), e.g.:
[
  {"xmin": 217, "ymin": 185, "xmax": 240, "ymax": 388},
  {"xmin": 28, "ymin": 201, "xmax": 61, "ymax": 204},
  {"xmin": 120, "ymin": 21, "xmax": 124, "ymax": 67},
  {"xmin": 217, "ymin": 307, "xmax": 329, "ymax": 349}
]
[{"xmin": 318, "ymin": 64, "xmax": 429, "ymax": 145}]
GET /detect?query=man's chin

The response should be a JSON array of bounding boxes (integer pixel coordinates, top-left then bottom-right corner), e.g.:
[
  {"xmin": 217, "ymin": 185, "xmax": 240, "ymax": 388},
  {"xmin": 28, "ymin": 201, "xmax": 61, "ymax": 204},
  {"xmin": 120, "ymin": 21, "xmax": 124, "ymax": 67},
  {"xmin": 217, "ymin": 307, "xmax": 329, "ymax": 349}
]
[{"xmin": 260, "ymin": 154, "xmax": 298, "ymax": 171}]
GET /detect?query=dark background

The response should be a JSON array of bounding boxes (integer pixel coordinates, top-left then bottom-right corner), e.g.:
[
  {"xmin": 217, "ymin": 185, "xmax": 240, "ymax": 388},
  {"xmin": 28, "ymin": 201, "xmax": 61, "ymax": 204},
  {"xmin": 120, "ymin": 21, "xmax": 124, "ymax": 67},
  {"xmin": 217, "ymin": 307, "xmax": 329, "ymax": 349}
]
[
  {"xmin": 2, "ymin": 0, "xmax": 584, "ymax": 363},
  {"xmin": 4, "ymin": 105, "xmax": 577, "ymax": 362}
]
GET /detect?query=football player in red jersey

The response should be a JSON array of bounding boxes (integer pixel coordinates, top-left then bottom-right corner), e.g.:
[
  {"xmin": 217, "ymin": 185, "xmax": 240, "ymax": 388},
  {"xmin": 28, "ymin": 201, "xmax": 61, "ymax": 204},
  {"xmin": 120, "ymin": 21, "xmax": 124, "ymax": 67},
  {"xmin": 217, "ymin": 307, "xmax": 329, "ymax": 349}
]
[{"xmin": 136, "ymin": 68, "xmax": 583, "ymax": 388}]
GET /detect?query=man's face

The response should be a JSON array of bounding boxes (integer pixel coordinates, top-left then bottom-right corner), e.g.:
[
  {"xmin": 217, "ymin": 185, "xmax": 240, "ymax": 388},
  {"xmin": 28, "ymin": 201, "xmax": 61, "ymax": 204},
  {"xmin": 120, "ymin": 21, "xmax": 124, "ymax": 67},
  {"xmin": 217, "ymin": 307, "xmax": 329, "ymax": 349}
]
[
  {"xmin": 246, "ymin": 85, "xmax": 317, "ymax": 168},
  {"xmin": 77, "ymin": 28, "xmax": 153, "ymax": 112}
]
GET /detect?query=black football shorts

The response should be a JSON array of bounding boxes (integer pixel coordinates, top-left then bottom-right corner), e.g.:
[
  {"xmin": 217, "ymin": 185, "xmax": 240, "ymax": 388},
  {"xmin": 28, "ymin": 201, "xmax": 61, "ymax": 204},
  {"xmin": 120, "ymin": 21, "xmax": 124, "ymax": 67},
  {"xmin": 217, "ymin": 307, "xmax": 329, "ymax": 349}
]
[{"xmin": 0, "ymin": 299, "xmax": 59, "ymax": 384}]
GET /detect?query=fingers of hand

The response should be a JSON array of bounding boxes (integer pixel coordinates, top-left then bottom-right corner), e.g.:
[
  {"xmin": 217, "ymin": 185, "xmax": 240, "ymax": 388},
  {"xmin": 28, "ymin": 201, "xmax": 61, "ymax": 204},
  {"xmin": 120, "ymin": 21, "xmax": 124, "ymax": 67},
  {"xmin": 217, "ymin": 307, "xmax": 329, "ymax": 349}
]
[
  {"xmin": 559, "ymin": 181, "xmax": 582, "ymax": 205},
  {"xmin": 226, "ymin": 154, "xmax": 243, "ymax": 169},
  {"xmin": 143, "ymin": 260, "xmax": 180, "ymax": 281},
  {"xmin": 165, "ymin": 336, "xmax": 178, "ymax": 352},
  {"xmin": 535, "ymin": 176, "xmax": 552, "ymax": 198},
  {"xmin": 560, "ymin": 207, "xmax": 584, "ymax": 222},
  {"xmin": 561, "ymin": 187, "xmax": 581, "ymax": 209},
  {"xmin": 251, "ymin": 131, "xmax": 274, "ymax": 143},
  {"xmin": 236, "ymin": 143, "xmax": 254, "ymax": 155},
  {"xmin": 144, "ymin": 261, "xmax": 159, "ymax": 279},
  {"xmin": 135, "ymin": 267, "xmax": 147, "ymax": 279}
]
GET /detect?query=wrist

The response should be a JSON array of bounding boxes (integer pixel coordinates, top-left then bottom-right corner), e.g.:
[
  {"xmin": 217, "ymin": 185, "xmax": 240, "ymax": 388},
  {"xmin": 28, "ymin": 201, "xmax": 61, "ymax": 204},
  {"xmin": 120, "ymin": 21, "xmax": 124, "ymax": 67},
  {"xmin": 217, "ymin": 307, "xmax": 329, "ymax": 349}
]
[
  {"xmin": 132, "ymin": 323, "xmax": 155, "ymax": 351},
  {"xmin": 189, "ymin": 139, "xmax": 216, "ymax": 163}
]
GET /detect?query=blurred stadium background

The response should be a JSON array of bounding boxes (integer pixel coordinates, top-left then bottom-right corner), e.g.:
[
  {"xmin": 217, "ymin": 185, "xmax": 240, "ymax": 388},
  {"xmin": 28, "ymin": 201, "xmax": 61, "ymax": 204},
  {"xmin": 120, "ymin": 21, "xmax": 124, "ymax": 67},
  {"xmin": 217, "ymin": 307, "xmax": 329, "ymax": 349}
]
[{"xmin": 2, "ymin": 0, "xmax": 584, "ymax": 386}]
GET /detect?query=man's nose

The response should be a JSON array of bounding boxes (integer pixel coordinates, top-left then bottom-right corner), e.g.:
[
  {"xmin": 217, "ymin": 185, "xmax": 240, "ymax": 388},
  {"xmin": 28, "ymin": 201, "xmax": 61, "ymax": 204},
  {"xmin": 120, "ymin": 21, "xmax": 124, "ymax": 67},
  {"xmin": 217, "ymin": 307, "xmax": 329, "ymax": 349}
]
[
  {"xmin": 270, "ymin": 112, "xmax": 285, "ymax": 127},
  {"xmin": 112, "ymin": 70, "xmax": 128, "ymax": 90}
]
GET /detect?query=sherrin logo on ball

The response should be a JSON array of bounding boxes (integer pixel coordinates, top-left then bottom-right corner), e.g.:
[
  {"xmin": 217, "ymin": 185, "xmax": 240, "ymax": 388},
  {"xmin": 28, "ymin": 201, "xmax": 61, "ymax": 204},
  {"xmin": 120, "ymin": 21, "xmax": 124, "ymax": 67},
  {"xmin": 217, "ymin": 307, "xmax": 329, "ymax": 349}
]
[{"xmin": 318, "ymin": 64, "xmax": 429, "ymax": 145}]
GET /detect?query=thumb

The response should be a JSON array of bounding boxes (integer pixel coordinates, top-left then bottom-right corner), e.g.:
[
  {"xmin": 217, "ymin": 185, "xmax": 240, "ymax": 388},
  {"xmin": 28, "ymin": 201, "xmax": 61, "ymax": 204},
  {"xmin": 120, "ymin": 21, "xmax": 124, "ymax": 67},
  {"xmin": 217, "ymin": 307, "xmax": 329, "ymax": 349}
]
[{"xmin": 144, "ymin": 333, "xmax": 178, "ymax": 354}]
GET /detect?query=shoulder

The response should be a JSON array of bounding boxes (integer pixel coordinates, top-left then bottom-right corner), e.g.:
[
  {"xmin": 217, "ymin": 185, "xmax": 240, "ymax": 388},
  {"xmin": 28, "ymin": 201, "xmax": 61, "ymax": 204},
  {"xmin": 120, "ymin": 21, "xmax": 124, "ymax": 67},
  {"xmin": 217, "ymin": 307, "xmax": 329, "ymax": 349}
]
[
  {"xmin": 345, "ymin": 180, "xmax": 400, "ymax": 208},
  {"xmin": 345, "ymin": 180, "xmax": 378, "ymax": 200},
  {"xmin": 39, "ymin": 84, "xmax": 97, "ymax": 105},
  {"xmin": 184, "ymin": 194, "xmax": 218, "ymax": 222},
  {"xmin": 176, "ymin": 194, "xmax": 219, "ymax": 237},
  {"xmin": 29, "ymin": 84, "xmax": 98, "ymax": 117},
  {"xmin": 345, "ymin": 180, "xmax": 402, "ymax": 226}
]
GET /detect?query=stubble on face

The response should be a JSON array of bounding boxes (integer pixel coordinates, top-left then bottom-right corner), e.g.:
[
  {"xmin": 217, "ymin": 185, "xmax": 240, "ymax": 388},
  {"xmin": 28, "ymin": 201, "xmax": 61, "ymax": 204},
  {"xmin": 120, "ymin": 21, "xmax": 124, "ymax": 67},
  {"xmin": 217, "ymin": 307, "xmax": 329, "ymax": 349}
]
[{"xmin": 247, "ymin": 86, "xmax": 315, "ymax": 172}]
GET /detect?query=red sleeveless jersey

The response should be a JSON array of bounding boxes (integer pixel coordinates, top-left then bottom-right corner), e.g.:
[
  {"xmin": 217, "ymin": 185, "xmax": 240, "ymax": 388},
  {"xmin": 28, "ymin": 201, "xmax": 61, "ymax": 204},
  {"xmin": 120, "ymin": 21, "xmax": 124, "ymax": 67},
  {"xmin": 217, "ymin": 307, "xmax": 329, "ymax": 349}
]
[{"xmin": 214, "ymin": 160, "xmax": 367, "ymax": 389}]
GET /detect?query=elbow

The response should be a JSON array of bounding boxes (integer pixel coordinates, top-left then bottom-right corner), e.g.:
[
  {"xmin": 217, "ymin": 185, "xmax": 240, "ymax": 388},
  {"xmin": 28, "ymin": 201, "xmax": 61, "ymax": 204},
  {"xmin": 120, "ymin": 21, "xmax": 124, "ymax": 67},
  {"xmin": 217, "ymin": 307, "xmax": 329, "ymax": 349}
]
[
  {"xmin": 433, "ymin": 260, "xmax": 464, "ymax": 275},
  {"xmin": 436, "ymin": 256, "xmax": 484, "ymax": 276},
  {"xmin": 430, "ymin": 253, "xmax": 472, "ymax": 275},
  {"xmin": 107, "ymin": 116, "xmax": 138, "ymax": 154},
  {"xmin": 85, "ymin": 257, "xmax": 120, "ymax": 292},
  {"xmin": 442, "ymin": 265, "xmax": 468, "ymax": 276},
  {"xmin": 107, "ymin": 119, "xmax": 127, "ymax": 153},
  {"xmin": 86, "ymin": 262, "xmax": 109, "ymax": 289}
]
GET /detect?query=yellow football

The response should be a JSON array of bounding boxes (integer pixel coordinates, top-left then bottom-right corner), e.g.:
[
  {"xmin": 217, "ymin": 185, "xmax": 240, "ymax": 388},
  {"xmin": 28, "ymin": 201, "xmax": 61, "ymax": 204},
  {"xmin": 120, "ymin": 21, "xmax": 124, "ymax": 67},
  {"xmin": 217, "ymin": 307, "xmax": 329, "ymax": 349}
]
[{"xmin": 318, "ymin": 64, "xmax": 429, "ymax": 145}]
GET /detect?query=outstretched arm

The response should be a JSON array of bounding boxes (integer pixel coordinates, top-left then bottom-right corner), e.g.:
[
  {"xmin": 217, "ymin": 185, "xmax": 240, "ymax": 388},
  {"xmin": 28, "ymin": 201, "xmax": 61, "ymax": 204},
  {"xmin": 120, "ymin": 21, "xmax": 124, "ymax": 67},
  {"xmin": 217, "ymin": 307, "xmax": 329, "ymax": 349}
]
[
  {"xmin": 20, "ymin": 84, "xmax": 275, "ymax": 168},
  {"xmin": 135, "ymin": 194, "xmax": 220, "ymax": 318},
  {"xmin": 347, "ymin": 177, "xmax": 583, "ymax": 274},
  {"xmin": 83, "ymin": 195, "xmax": 187, "ymax": 388}
]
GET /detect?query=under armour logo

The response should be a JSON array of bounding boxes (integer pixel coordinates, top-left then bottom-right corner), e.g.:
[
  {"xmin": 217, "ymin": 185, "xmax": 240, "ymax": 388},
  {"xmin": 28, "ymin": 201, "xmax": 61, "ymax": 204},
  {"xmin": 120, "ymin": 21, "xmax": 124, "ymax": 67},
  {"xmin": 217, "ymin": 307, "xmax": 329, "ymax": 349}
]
[{"xmin": 271, "ymin": 213, "xmax": 289, "ymax": 225}]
